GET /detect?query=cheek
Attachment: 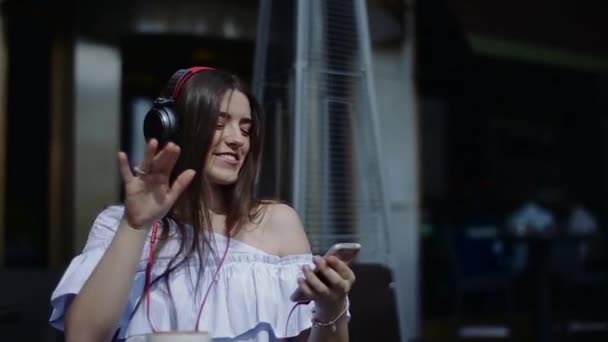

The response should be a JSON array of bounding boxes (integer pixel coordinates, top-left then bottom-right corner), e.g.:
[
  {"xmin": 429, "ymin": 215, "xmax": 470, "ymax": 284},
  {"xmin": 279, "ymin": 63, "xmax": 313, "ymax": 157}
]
[
  {"xmin": 211, "ymin": 130, "xmax": 222, "ymax": 146},
  {"xmin": 243, "ymin": 142, "xmax": 251, "ymax": 157},
  {"xmin": 206, "ymin": 132, "xmax": 222, "ymax": 159}
]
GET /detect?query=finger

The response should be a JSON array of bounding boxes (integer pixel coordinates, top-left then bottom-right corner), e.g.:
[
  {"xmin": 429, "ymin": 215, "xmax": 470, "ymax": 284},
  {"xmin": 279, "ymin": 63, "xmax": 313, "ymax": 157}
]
[
  {"xmin": 167, "ymin": 169, "xmax": 196, "ymax": 202},
  {"xmin": 118, "ymin": 152, "xmax": 134, "ymax": 183},
  {"xmin": 140, "ymin": 139, "xmax": 159, "ymax": 171},
  {"xmin": 326, "ymin": 256, "xmax": 356, "ymax": 283},
  {"xmin": 314, "ymin": 256, "xmax": 346, "ymax": 289},
  {"xmin": 296, "ymin": 277, "xmax": 315, "ymax": 301},
  {"xmin": 152, "ymin": 143, "xmax": 181, "ymax": 175},
  {"xmin": 303, "ymin": 265, "xmax": 330, "ymax": 296}
]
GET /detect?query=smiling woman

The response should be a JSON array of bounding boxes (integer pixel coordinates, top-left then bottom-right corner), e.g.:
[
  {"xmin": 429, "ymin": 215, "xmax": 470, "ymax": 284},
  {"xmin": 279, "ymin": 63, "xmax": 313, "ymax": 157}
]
[{"xmin": 49, "ymin": 67, "xmax": 356, "ymax": 342}]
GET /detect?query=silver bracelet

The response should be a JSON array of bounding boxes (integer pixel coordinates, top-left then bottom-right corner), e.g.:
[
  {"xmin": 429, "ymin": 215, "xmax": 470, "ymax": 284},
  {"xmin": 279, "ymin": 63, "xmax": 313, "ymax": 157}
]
[{"xmin": 311, "ymin": 303, "xmax": 349, "ymax": 333}]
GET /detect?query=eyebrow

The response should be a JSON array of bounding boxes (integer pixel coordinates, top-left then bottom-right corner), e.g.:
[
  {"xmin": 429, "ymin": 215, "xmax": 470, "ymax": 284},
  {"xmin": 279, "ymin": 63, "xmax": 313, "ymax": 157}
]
[{"xmin": 219, "ymin": 111, "xmax": 252, "ymax": 125}]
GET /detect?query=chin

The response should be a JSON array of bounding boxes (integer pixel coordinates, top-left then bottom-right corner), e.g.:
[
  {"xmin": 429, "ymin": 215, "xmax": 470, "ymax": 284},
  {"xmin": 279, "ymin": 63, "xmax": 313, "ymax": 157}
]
[
  {"xmin": 211, "ymin": 178, "xmax": 238, "ymax": 186},
  {"xmin": 207, "ymin": 171, "xmax": 239, "ymax": 186}
]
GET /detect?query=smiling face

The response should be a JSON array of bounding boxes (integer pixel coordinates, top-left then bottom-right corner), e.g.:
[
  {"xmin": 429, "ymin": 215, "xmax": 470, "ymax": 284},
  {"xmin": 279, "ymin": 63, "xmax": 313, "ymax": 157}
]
[{"xmin": 204, "ymin": 89, "xmax": 252, "ymax": 185}]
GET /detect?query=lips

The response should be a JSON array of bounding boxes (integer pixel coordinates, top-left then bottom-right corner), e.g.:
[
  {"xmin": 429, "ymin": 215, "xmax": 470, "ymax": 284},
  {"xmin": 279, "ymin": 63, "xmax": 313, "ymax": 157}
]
[{"xmin": 214, "ymin": 152, "xmax": 239, "ymax": 165}]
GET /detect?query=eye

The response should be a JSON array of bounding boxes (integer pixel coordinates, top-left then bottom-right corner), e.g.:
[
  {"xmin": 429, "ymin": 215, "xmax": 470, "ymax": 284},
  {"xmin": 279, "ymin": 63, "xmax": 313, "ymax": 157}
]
[
  {"xmin": 241, "ymin": 123, "xmax": 252, "ymax": 137},
  {"xmin": 216, "ymin": 118, "xmax": 226, "ymax": 129}
]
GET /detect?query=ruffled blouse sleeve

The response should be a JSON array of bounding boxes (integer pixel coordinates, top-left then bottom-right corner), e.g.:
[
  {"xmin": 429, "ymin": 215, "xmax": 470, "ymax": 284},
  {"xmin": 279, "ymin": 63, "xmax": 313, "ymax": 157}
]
[{"xmin": 48, "ymin": 205, "xmax": 132, "ymax": 333}]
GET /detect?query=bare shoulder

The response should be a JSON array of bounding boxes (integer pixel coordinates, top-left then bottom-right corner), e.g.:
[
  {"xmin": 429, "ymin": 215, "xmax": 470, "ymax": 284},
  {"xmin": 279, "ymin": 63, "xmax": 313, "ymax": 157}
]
[{"xmin": 259, "ymin": 202, "xmax": 311, "ymax": 256}]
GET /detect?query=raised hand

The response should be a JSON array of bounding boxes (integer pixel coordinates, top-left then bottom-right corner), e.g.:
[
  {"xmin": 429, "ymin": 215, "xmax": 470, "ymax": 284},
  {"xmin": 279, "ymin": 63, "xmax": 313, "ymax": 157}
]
[{"xmin": 117, "ymin": 139, "xmax": 196, "ymax": 229}]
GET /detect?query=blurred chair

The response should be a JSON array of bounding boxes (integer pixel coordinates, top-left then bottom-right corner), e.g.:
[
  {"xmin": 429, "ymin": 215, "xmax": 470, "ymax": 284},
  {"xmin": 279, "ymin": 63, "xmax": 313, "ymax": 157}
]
[
  {"xmin": 442, "ymin": 226, "xmax": 517, "ymax": 341},
  {"xmin": 551, "ymin": 236, "xmax": 608, "ymax": 341},
  {"xmin": 0, "ymin": 268, "xmax": 64, "ymax": 342},
  {"xmin": 348, "ymin": 263, "xmax": 401, "ymax": 342}
]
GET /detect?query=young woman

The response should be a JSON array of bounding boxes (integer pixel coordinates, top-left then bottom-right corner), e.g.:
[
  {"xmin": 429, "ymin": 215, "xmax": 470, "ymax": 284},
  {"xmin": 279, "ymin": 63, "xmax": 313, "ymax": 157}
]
[{"xmin": 49, "ymin": 67, "xmax": 356, "ymax": 342}]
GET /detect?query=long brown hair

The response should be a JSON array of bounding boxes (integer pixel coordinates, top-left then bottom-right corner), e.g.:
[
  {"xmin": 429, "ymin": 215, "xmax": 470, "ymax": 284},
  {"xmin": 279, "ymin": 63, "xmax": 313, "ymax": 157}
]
[{"xmin": 135, "ymin": 68, "xmax": 265, "ymax": 312}]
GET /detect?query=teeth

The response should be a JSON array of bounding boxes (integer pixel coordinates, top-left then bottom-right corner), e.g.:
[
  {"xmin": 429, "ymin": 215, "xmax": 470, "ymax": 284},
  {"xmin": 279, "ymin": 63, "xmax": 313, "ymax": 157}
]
[{"xmin": 217, "ymin": 153, "xmax": 237, "ymax": 161}]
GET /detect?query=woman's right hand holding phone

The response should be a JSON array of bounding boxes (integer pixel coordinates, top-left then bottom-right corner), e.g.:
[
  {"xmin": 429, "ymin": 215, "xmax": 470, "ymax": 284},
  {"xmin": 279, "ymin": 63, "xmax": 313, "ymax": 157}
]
[{"xmin": 117, "ymin": 139, "xmax": 196, "ymax": 229}]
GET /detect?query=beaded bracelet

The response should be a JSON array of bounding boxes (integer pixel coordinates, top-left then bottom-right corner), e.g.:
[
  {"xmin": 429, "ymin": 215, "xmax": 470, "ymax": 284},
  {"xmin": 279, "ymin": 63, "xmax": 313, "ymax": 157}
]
[{"xmin": 311, "ymin": 302, "xmax": 349, "ymax": 333}]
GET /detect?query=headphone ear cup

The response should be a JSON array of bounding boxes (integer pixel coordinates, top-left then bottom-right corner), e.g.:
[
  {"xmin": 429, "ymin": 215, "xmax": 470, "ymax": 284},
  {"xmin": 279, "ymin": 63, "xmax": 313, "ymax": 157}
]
[{"xmin": 143, "ymin": 104, "xmax": 179, "ymax": 147}]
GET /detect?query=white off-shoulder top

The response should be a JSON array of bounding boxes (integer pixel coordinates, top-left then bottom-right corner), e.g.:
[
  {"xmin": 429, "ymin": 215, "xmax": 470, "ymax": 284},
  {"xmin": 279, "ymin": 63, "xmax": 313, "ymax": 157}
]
[{"xmin": 49, "ymin": 205, "xmax": 330, "ymax": 341}]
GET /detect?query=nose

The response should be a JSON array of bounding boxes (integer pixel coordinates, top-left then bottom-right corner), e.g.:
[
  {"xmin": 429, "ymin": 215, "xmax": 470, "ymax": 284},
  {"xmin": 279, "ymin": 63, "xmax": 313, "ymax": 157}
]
[{"xmin": 222, "ymin": 124, "xmax": 246, "ymax": 148}]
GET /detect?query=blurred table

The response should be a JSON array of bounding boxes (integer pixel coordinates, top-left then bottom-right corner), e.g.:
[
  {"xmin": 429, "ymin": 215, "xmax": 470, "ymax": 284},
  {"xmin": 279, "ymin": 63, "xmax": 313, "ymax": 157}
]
[{"xmin": 505, "ymin": 230, "xmax": 596, "ymax": 342}]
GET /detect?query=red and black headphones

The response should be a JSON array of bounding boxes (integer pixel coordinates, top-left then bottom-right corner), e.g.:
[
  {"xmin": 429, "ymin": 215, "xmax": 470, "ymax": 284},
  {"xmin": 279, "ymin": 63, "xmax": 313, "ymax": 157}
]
[{"xmin": 143, "ymin": 66, "xmax": 215, "ymax": 146}]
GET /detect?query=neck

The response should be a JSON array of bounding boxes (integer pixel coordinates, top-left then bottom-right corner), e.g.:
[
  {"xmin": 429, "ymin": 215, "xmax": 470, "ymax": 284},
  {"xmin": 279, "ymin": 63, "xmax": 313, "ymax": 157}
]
[
  {"xmin": 206, "ymin": 185, "xmax": 230, "ymax": 235},
  {"xmin": 207, "ymin": 183, "xmax": 229, "ymax": 215}
]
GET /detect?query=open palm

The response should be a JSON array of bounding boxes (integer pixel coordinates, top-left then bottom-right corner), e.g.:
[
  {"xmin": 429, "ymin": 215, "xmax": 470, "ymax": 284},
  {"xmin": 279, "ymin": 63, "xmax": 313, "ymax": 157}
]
[{"xmin": 117, "ymin": 139, "xmax": 196, "ymax": 229}]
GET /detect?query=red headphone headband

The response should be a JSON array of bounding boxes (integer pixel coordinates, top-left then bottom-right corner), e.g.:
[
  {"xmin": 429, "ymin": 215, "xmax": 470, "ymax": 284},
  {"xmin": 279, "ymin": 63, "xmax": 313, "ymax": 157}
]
[
  {"xmin": 161, "ymin": 66, "xmax": 215, "ymax": 99},
  {"xmin": 173, "ymin": 66, "xmax": 215, "ymax": 98}
]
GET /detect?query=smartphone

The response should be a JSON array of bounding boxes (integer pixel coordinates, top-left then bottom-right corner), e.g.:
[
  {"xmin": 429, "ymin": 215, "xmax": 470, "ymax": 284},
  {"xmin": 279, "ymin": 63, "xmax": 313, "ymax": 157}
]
[
  {"xmin": 290, "ymin": 242, "xmax": 362, "ymax": 302},
  {"xmin": 324, "ymin": 242, "xmax": 361, "ymax": 264}
]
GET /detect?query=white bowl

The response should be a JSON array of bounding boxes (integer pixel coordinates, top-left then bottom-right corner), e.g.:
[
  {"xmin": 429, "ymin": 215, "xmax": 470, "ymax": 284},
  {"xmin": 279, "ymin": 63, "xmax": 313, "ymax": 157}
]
[{"xmin": 144, "ymin": 332, "xmax": 211, "ymax": 342}]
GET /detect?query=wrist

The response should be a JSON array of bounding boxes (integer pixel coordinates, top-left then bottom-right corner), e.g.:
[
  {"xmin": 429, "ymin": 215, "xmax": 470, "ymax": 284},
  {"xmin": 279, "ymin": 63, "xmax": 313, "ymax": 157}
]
[
  {"xmin": 120, "ymin": 218, "xmax": 151, "ymax": 232},
  {"xmin": 121, "ymin": 208, "xmax": 155, "ymax": 231},
  {"xmin": 311, "ymin": 297, "xmax": 349, "ymax": 333},
  {"xmin": 313, "ymin": 296, "xmax": 349, "ymax": 322}
]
